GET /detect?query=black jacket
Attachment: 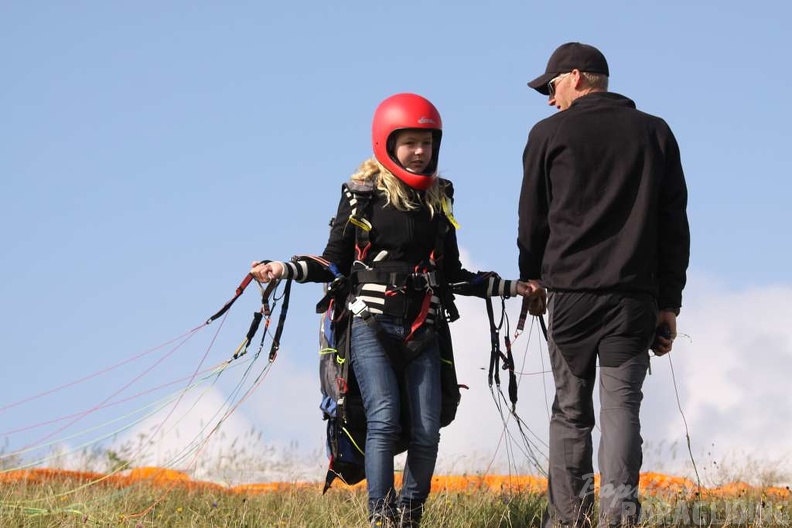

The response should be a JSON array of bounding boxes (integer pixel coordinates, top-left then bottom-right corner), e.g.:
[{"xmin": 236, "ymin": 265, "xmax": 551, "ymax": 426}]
[
  {"xmin": 322, "ymin": 179, "xmax": 472, "ymax": 282},
  {"xmin": 518, "ymin": 92, "xmax": 689, "ymax": 310},
  {"xmin": 282, "ymin": 178, "xmax": 517, "ymax": 321}
]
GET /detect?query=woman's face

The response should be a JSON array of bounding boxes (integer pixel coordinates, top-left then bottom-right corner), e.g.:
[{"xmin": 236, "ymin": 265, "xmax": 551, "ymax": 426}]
[{"xmin": 393, "ymin": 130, "xmax": 433, "ymax": 174}]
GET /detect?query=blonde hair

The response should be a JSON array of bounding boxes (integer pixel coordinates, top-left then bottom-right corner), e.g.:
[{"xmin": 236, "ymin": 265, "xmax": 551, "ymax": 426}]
[
  {"xmin": 350, "ymin": 157, "xmax": 445, "ymax": 217},
  {"xmin": 581, "ymin": 71, "xmax": 609, "ymax": 91}
]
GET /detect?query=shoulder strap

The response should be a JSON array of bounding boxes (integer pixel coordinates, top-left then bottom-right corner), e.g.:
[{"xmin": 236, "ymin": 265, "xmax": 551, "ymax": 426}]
[
  {"xmin": 439, "ymin": 179, "xmax": 460, "ymax": 230},
  {"xmin": 432, "ymin": 179, "xmax": 460, "ymax": 268},
  {"xmin": 343, "ymin": 178, "xmax": 375, "ymax": 213},
  {"xmin": 342, "ymin": 180, "xmax": 376, "ymax": 263}
]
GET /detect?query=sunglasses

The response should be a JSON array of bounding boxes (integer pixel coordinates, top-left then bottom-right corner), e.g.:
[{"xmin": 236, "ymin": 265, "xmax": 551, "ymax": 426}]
[{"xmin": 547, "ymin": 72, "xmax": 571, "ymax": 97}]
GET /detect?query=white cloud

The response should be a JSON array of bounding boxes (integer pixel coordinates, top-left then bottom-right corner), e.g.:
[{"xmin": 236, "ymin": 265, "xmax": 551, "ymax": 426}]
[
  {"xmin": 641, "ymin": 273, "xmax": 792, "ymax": 483},
  {"xmin": 111, "ymin": 381, "xmax": 325, "ymax": 485}
]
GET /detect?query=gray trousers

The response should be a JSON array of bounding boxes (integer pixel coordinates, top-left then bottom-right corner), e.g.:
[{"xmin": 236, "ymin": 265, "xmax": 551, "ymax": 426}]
[{"xmin": 542, "ymin": 291, "xmax": 655, "ymax": 528}]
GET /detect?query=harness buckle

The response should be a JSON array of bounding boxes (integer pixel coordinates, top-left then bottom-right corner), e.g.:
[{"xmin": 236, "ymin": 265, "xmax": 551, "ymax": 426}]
[
  {"xmin": 410, "ymin": 271, "xmax": 438, "ymax": 290},
  {"xmin": 427, "ymin": 271, "xmax": 438, "ymax": 288},
  {"xmin": 349, "ymin": 297, "xmax": 369, "ymax": 317}
]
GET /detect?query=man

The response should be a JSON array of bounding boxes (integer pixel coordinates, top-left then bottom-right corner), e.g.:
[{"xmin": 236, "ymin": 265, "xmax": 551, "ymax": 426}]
[{"xmin": 518, "ymin": 42, "xmax": 690, "ymax": 527}]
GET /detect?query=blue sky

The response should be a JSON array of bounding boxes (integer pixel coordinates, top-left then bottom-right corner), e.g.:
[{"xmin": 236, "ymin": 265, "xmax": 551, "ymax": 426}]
[{"xmin": 2, "ymin": 1, "xmax": 791, "ymax": 484}]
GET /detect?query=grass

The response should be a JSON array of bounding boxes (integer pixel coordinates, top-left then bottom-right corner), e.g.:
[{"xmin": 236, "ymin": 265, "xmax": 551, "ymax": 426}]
[
  {"xmin": 0, "ymin": 476, "xmax": 543, "ymax": 527},
  {"xmin": 0, "ymin": 470, "xmax": 790, "ymax": 527}
]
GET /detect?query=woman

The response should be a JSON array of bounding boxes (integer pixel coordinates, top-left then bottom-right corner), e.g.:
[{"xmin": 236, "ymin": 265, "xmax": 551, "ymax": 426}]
[{"xmin": 251, "ymin": 93, "xmax": 530, "ymax": 527}]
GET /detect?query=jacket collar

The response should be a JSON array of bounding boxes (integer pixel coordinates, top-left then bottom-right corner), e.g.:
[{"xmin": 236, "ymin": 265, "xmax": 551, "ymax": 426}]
[{"xmin": 570, "ymin": 91, "xmax": 636, "ymax": 110}]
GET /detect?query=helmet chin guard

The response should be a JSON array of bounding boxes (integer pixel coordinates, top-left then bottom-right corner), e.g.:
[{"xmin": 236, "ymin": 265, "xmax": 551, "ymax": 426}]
[{"xmin": 372, "ymin": 93, "xmax": 442, "ymax": 190}]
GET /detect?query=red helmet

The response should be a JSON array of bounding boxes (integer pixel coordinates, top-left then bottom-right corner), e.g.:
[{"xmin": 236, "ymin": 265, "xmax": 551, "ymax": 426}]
[{"xmin": 372, "ymin": 93, "xmax": 443, "ymax": 190}]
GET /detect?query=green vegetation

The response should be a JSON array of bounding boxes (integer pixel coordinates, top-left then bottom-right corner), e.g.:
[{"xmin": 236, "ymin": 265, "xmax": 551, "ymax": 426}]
[
  {"xmin": 0, "ymin": 480, "xmax": 543, "ymax": 527},
  {"xmin": 0, "ymin": 474, "xmax": 789, "ymax": 527}
]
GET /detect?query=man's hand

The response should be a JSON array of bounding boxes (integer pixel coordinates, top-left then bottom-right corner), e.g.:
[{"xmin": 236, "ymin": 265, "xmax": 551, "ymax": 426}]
[
  {"xmin": 651, "ymin": 310, "xmax": 678, "ymax": 356},
  {"xmin": 517, "ymin": 279, "xmax": 547, "ymax": 315}
]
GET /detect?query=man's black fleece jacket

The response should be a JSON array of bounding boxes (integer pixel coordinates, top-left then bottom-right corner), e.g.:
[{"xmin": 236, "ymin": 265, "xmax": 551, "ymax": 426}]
[{"xmin": 518, "ymin": 92, "xmax": 690, "ymax": 310}]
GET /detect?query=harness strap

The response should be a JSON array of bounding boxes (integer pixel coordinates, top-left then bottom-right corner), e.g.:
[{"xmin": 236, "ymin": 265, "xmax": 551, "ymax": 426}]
[
  {"xmin": 344, "ymin": 184, "xmax": 373, "ymax": 265},
  {"xmin": 259, "ymin": 280, "xmax": 278, "ymax": 317},
  {"xmin": 486, "ymin": 296, "xmax": 501, "ymax": 388},
  {"xmin": 343, "ymin": 183, "xmax": 373, "ymax": 233},
  {"xmin": 515, "ymin": 296, "xmax": 549, "ymax": 341},
  {"xmin": 503, "ymin": 332, "xmax": 518, "ymax": 408},
  {"xmin": 206, "ymin": 270, "xmax": 256, "ymax": 324},
  {"xmin": 353, "ymin": 269, "xmax": 441, "ymax": 290},
  {"xmin": 233, "ymin": 311, "xmax": 263, "ymax": 360},
  {"xmin": 486, "ymin": 296, "xmax": 519, "ymax": 408},
  {"xmin": 432, "ymin": 213, "xmax": 460, "ymax": 322},
  {"xmin": 405, "ymin": 290, "xmax": 432, "ymax": 342},
  {"xmin": 268, "ymin": 278, "xmax": 293, "ymax": 362},
  {"xmin": 516, "ymin": 296, "xmax": 530, "ymax": 335},
  {"xmin": 207, "ymin": 259, "xmax": 278, "ymax": 323},
  {"xmin": 241, "ymin": 280, "xmax": 281, "ymax": 358}
]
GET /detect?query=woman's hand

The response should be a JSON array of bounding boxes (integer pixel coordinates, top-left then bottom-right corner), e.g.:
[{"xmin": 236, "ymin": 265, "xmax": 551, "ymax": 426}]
[
  {"xmin": 250, "ymin": 261, "xmax": 284, "ymax": 283},
  {"xmin": 517, "ymin": 279, "xmax": 547, "ymax": 315}
]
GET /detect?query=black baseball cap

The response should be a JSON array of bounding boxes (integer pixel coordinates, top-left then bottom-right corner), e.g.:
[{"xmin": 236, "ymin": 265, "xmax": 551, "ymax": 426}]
[{"xmin": 528, "ymin": 42, "xmax": 609, "ymax": 95}]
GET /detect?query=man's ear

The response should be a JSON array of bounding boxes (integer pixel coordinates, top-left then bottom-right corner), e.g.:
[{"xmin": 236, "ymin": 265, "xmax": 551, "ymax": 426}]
[{"xmin": 571, "ymin": 69, "xmax": 585, "ymax": 89}]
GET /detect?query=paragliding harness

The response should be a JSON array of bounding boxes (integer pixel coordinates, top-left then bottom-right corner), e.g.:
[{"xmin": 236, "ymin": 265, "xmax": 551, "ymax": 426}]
[{"xmin": 315, "ymin": 179, "xmax": 463, "ymax": 493}]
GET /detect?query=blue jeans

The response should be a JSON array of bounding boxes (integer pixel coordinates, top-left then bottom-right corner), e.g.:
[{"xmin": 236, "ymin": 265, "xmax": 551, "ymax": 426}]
[{"xmin": 350, "ymin": 315, "xmax": 442, "ymax": 518}]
